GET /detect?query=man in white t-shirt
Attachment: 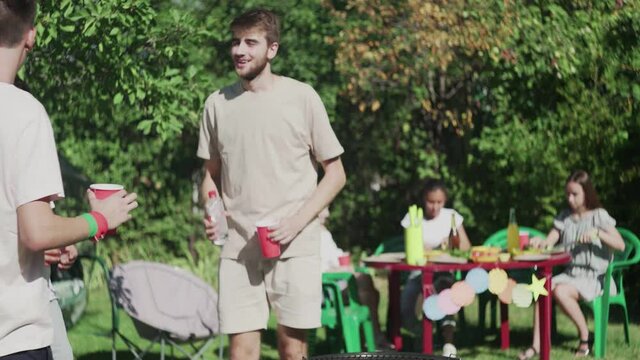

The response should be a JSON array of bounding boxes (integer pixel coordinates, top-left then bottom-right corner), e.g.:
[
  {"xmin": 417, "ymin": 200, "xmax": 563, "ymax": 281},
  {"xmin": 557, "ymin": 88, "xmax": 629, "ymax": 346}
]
[
  {"xmin": 198, "ymin": 8, "xmax": 346, "ymax": 360},
  {"xmin": 0, "ymin": 2, "xmax": 138, "ymax": 358}
]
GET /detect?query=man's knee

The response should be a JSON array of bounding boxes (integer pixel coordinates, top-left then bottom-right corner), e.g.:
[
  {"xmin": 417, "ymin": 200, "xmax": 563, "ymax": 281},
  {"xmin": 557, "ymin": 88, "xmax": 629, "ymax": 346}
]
[
  {"xmin": 229, "ymin": 331, "xmax": 261, "ymax": 360},
  {"xmin": 277, "ymin": 325, "xmax": 308, "ymax": 360}
]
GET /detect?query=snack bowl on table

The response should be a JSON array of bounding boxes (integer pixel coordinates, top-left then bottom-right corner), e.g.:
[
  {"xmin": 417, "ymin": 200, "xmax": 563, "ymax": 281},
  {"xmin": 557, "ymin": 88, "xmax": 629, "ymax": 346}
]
[{"xmin": 470, "ymin": 246, "xmax": 501, "ymax": 263}]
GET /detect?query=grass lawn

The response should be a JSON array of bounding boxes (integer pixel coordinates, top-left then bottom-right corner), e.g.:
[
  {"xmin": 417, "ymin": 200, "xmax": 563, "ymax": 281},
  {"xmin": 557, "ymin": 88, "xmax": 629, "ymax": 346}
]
[{"xmin": 68, "ymin": 275, "xmax": 640, "ymax": 359}]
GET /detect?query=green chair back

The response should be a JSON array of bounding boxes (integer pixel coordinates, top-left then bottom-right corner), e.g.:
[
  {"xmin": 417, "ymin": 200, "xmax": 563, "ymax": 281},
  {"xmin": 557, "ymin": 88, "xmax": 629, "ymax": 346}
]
[
  {"xmin": 373, "ymin": 235, "xmax": 404, "ymax": 255},
  {"xmin": 584, "ymin": 227, "xmax": 640, "ymax": 358},
  {"xmin": 317, "ymin": 272, "xmax": 376, "ymax": 354}
]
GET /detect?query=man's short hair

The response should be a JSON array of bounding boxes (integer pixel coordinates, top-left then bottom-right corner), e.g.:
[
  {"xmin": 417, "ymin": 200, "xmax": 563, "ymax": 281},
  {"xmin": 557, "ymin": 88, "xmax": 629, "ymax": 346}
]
[
  {"xmin": 230, "ymin": 8, "xmax": 280, "ymax": 45},
  {"xmin": 0, "ymin": 0, "xmax": 37, "ymax": 47}
]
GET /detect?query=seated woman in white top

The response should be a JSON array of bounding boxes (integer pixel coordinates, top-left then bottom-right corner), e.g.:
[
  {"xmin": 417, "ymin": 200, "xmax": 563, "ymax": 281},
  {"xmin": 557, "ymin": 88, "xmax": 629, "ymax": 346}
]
[{"xmin": 399, "ymin": 179, "xmax": 471, "ymax": 357}]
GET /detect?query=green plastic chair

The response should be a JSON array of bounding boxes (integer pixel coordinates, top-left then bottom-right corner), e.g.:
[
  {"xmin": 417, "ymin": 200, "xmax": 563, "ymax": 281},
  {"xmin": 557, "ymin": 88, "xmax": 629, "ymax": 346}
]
[
  {"xmin": 478, "ymin": 226, "xmax": 546, "ymax": 331},
  {"xmin": 319, "ymin": 272, "xmax": 376, "ymax": 353},
  {"xmin": 584, "ymin": 227, "xmax": 640, "ymax": 358},
  {"xmin": 373, "ymin": 235, "xmax": 405, "ymax": 255}
]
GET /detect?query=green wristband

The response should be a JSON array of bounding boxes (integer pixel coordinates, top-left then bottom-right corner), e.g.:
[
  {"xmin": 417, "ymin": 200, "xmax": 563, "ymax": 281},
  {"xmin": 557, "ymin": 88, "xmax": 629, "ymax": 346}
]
[{"xmin": 81, "ymin": 213, "xmax": 98, "ymax": 238}]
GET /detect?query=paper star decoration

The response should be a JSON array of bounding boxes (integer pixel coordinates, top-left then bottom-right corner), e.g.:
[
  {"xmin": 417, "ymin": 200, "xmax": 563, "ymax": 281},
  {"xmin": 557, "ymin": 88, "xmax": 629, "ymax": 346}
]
[{"xmin": 527, "ymin": 274, "xmax": 549, "ymax": 301}]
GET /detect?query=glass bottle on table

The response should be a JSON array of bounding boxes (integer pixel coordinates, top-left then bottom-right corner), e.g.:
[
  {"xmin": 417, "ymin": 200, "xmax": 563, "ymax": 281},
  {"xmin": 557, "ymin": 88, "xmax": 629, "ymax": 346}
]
[
  {"xmin": 506, "ymin": 207, "xmax": 520, "ymax": 254},
  {"xmin": 448, "ymin": 212, "xmax": 460, "ymax": 251}
]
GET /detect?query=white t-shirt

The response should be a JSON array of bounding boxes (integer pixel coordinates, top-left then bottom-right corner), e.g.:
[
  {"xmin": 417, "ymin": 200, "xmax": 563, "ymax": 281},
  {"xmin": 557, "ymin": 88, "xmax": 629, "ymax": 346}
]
[
  {"xmin": 0, "ymin": 82, "xmax": 64, "ymax": 356},
  {"xmin": 319, "ymin": 226, "xmax": 342, "ymax": 272},
  {"xmin": 400, "ymin": 208, "xmax": 464, "ymax": 249}
]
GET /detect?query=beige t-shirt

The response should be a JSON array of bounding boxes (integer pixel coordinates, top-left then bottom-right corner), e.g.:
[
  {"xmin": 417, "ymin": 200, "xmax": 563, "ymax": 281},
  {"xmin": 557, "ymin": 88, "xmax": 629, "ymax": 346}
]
[
  {"xmin": 197, "ymin": 77, "xmax": 344, "ymax": 260},
  {"xmin": 0, "ymin": 82, "xmax": 64, "ymax": 356}
]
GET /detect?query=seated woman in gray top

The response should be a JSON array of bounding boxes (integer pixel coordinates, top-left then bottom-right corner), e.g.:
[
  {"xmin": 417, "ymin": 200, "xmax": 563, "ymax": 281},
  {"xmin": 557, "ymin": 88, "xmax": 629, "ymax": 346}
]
[{"xmin": 518, "ymin": 170, "xmax": 624, "ymax": 359}]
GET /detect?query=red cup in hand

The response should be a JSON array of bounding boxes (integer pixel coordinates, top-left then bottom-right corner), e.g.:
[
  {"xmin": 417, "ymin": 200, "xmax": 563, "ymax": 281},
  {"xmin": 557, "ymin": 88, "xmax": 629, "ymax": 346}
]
[
  {"xmin": 90, "ymin": 183, "xmax": 124, "ymax": 236},
  {"xmin": 255, "ymin": 219, "xmax": 281, "ymax": 258}
]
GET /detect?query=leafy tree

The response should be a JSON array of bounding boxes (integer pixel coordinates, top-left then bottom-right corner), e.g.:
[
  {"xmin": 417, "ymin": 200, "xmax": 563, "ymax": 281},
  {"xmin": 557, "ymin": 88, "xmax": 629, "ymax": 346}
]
[
  {"xmin": 465, "ymin": 1, "xmax": 640, "ymax": 237},
  {"xmin": 22, "ymin": 0, "xmax": 212, "ymax": 262},
  {"xmin": 23, "ymin": 0, "xmax": 640, "ymax": 277}
]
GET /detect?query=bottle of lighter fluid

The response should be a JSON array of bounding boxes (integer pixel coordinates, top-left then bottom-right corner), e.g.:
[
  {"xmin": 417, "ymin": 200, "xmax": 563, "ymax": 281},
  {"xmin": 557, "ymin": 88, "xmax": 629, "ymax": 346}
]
[{"xmin": 205, "ymin": 190, "xmax": 228, "ymax": 245}]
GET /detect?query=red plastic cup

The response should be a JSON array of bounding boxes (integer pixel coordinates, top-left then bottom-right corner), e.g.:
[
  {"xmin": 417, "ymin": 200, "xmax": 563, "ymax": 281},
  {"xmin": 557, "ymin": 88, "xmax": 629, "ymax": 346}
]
[
  {"xmin": 519, "ymin": 231, "xmax": 530, "ymax": 249},
  {"xmin": 89, "ymin": 184, "xmax": 124, "ymax": 236},
  {"xmin": 338, "ymin": 253, "xmax": 351, "ymax": 267},
  {"xmin": 255, "ymin": 219, "xmax": 280, "ymax": 258},
  {"xmin": 90, "ymin": 183, "xmax": 124, "ymax": 199}
]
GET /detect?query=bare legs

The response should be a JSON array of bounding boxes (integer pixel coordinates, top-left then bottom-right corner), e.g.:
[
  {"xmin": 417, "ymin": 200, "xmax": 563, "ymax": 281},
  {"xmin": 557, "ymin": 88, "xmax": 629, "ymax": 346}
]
[
  {"xmin": 277, "ymin": 325, "xmax": 308, "ymax": 360},
  {"xmin": 553, "ymin": 283, "xmax": 590, "ymax": 354},
  {"xmin": 354, "ymin": 272, "xmax": 389, "ymax": 346},
  {"xmin": 229, "ymin": 331, "xmax": 261, "ymax": 360},
  {"xmin": 441, "ymin": 323, "xmax": 454, "ymax": 344},
  {"xmin": 229, "ymin": 326, "xmax": 307, "ymax": 360},
  {"xmin": 521, "ymin": 283, "xmax": 589, "ymax": 359}
]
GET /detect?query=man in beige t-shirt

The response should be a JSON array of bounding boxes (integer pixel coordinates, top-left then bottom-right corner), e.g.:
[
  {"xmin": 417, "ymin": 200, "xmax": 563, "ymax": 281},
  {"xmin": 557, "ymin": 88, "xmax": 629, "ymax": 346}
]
[
  {"xmin": 197, "ymin": 8, "xmax": 346, "ymax": 360},
  {"xmin": 0, "ymin": 2, "xmax": 138, "ymax": 358}
]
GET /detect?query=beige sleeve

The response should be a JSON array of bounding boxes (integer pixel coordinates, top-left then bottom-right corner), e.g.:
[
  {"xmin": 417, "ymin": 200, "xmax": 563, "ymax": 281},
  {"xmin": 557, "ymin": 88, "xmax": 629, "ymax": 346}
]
[
  {"xmin": 196, "ymin": 96, "xmax": 219, "ymax": 161},
  {"xmin": 306, "ymin": 86, "xmax": 344, "ymax": 161},
  {"xmin": 15, "ymin": 108, "xmax": 65, "ymax": 207}
]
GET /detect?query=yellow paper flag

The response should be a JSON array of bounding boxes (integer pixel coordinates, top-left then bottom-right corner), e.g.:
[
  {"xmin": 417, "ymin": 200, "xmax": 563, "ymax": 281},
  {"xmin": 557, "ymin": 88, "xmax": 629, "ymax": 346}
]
[{"xmin": 488, "ymin": 268, "xmax": 508, "ymax": 295}]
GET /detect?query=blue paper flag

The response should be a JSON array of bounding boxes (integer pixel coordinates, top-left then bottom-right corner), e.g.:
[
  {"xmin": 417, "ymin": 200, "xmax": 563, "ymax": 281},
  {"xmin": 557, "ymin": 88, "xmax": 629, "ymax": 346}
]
[
  {"xmin": 423, "ymin": 294, "xmax": 446, "ymax": 321},
  {"xmin": 465, "ymin": 267, "xmax": 489, "ymax": 293}
]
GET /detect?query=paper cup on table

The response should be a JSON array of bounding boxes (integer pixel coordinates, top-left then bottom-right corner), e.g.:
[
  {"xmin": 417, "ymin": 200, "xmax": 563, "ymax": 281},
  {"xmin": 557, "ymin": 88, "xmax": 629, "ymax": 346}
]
[
  {"xmin": 89, "ymin": 184, "xmax": 124, "ymax": 236},
  {"xmin": 255, "ymin": 219, "xmax": 281, "ymax": 258},
  {"xmin": 519, "ymin": 231, "xmax": 530, "ymax": 249}
]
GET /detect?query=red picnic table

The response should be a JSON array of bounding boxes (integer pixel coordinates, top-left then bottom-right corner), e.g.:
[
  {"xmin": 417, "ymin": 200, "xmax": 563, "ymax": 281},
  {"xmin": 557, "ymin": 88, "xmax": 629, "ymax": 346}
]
[{"xmin": 364, "ymin": 252, "xmax": 571, "ymax": 360}]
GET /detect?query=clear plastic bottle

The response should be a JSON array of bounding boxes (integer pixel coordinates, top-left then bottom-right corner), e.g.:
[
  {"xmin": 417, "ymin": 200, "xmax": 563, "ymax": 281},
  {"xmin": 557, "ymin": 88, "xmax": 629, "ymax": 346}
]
[{"xmin": 205, "ymin": 190, "xmax": 228, "ymax": 245}]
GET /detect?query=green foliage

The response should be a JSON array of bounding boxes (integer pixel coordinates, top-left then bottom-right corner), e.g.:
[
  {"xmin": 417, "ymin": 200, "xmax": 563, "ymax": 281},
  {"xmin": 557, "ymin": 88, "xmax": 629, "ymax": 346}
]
[
  {"xmin": 22, "ymin": 0, "xmax": 212, "ymax": 262},
  {"xmin": 21, "ymin": 1, "xmax": 640, "ymax": 304},
  {"xmin": 464, "ymin": 1, "xmax": 640, "ymax": 238}
]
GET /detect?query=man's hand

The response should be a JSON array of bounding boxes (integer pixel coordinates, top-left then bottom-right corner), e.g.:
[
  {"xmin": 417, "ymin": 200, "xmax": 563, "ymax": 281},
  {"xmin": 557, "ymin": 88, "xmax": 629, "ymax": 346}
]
[
  {"xmin": 44, "ymin": 245, "xmax": 78, "ymax": 270},
  {"xmin": 44, "ymin": 248, "xmax": 62, "ymax": 266},
  {"xmin": 58, "ymin": 245, "xmax": 78, "ymax": 270},
  {"xmin": 203, "ymin": 217, "xmax": 220, "ymax": 243},
  {"xmin": 87, "ymin": 189, "xmax": 138, "ymax": 230},
  {"xmin": 270, "ymin": 215, "xmax": 305, "ymax": 245}
]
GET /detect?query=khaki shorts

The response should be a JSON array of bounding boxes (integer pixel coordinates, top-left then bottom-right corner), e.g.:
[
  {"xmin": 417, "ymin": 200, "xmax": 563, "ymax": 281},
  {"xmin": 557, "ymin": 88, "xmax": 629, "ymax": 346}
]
[{"xmin": 218, "ymin": 255, "xmax": 321, "ymax": 334}]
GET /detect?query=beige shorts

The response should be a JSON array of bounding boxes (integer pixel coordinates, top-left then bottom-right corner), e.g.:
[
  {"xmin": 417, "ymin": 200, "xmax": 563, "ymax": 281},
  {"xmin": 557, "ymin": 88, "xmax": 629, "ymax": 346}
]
[{"xmin": 218, "ymin": 255, "xmax": 322, "ymax": 334}]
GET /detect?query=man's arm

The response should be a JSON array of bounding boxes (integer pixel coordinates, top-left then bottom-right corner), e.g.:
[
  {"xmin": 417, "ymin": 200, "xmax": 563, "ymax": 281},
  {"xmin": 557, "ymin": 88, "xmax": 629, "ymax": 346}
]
[
  {"xmin": 201, "ymin": 158, "xmax": 223, "ymax": 241},
  {"xmin": 201, "ymin": 158, "xmax": 222, "ymax": 203},
  {"xmin": 18, "ymin": 190, "xmax": 138, "ymax": 251},
  {"xmin": 270, "ymin": 156, "xmax": 346, "ymax": 244},
  {"xmin": 18, "ymin": 201, "xmax": 94, "ymax": 251}
]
